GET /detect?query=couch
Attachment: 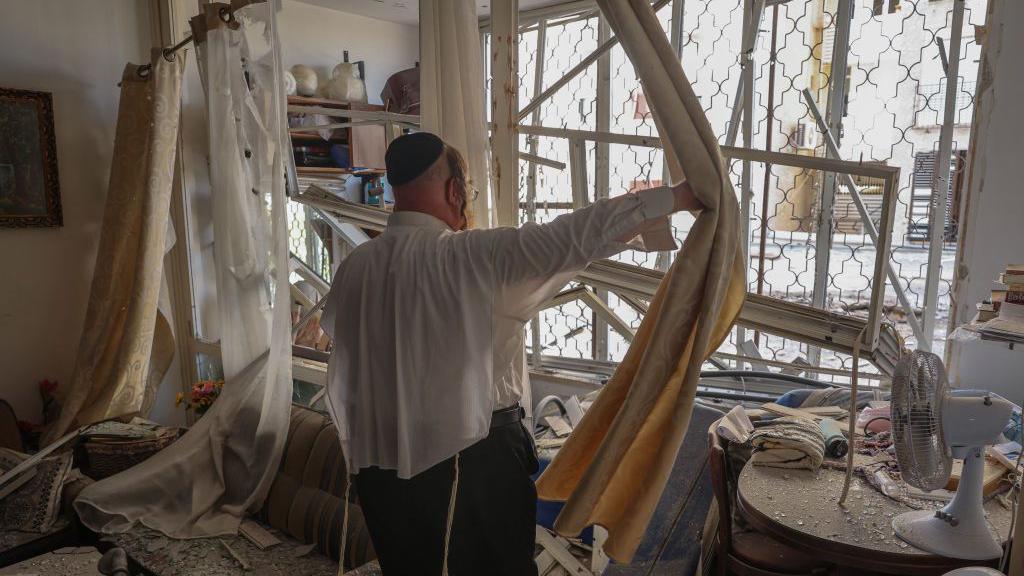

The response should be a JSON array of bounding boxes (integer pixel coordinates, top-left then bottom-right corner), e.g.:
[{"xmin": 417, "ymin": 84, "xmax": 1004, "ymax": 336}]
[{"xmin": 105, "ymin": 404, "xmax": 378, "ymax": 575}]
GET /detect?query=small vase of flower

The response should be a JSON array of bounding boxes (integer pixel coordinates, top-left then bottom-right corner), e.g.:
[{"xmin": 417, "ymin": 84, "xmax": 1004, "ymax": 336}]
[{"xmin": 176, "ymin": 379, "xmax": 224, "ymax": 416}]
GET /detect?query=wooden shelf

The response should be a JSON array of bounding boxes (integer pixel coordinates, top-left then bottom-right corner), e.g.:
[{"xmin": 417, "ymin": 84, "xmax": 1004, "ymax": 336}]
[
  {"xmin": 296, "ymin": 166, "xmax": 352, "ymax": 176},
  {"xmin": 288, "ymin": 95, "xmax": 348, "ymax": 108},
  {"xmin": 289, "ymin": 132, "xmax": 345, "ymax": 143},
  {"xmin": 287, "ymin": 96, "xmax": 386, "ymax": 170},
  {"xmin": 288, "ymin": 95, "xmax": 384, "ymax": 112},
  {"xmin": 295, "ymin": 167, "xmax": 387, "ymax": 177}
]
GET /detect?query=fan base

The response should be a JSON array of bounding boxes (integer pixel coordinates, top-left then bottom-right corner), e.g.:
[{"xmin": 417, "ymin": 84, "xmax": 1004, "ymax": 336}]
[{"xmin": 893, "ymin": 509, "xmax": 1002, "ymax": 561}]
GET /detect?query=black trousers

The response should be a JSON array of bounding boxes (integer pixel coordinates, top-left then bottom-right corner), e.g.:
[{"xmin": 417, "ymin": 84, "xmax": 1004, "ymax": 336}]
[{"xmin": 354, "ymin": 420, "xmax": 540, "ymax": 576}]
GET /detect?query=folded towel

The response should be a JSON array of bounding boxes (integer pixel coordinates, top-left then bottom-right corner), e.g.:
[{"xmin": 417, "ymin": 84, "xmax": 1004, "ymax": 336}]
[{"xmin": 750, "ymin": 417, "xmax": 825, "ymax": 470}]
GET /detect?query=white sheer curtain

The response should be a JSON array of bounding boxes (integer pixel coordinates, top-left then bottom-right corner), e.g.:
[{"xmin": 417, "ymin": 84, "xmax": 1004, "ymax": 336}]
[
  {"xmin": 74, "ymin": 1, "xmax": 293, "ymax": 538},
  {"xmin": 419, "ymin": 0, "xmax": 492, "ymax": 228},
  {"xmin": 419, "ymin": 0, "xmax": 534, "ymax": 419}
]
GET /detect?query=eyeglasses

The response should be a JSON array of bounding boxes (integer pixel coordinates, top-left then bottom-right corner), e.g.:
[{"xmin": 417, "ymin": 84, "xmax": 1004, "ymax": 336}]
[{"xmin": 453, "ymin": 177, "xmax": 479, "ymax": 203}]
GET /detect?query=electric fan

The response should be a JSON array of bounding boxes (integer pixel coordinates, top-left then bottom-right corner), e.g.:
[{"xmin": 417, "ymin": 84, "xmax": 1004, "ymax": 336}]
[{"xmin": 890, "ymin": 350, "xmax": 1013, "ymax": 560}]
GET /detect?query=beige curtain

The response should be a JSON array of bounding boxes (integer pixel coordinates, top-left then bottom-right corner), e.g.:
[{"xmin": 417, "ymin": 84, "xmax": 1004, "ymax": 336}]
[
  {"xmin": 534, "ymin": 0, "xmax": 747, "ymax": 562},
  {"xmin": 43, "ymin": 51, "xmax": 184, "ymax": 444},
  {"xmin": 419, "ymin": 0, "xmax": 492, "ymax": 228}
]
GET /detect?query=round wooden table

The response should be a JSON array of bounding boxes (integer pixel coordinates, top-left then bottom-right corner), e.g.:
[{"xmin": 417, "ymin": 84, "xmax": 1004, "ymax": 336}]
[{"xmin": 736, "ymin": 463, "xmax": 1012, "ymax": 575}]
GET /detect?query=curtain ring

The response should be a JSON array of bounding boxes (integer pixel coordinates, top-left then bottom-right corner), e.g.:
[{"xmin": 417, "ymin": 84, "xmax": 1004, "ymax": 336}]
[
  {"xmin": 219, "ymin": 6, "xmax": 236, "ymax": 25},
  {"xmin": 137, "ymin": 65, "xmax": 152, "ymax": 79},
  {"xmin": 162, "ymin": 48, "xmax": 177, "ymax": 63}
]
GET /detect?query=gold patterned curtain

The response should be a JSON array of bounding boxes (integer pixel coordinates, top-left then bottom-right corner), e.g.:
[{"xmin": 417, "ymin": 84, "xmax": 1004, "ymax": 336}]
[
  {"xmin": 534, "ymin": 0, "xmax": 746, "ymax": 562},
  {"xmin": 43, "ymin": 51, "xmax": 184, "ymax": 444}
]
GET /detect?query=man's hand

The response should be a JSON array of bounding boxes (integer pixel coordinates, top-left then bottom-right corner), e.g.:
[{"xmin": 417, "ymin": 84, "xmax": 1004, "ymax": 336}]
[{"xmin": 672, "ymin": 181, "xmax": 703, "ymax": 212}]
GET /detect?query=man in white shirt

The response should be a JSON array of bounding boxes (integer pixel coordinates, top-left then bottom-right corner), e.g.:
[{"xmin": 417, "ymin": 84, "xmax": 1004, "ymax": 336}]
[{"xmin": 322, "ymin": 132, "xmax": 700, "ymax": 575}]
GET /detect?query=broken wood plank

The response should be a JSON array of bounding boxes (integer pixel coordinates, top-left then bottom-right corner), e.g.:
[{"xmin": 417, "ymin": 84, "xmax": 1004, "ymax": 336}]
[
  {"xmin": 535, "ymin": 526, "xmax": 591, "ymax": 576},
  {"xmin": 580, "ymin": 290, "xmax": 636, "ymax": 341},
  {"xmin": 219, "ymin": 539, "xmax": 251, "ymax": 571},
  {"xmin": 545, "ymin": 415, "xmax": 573, "ymax": 438},
  {"xmin": 536, "ymin": 437, "xmax": 567, "ymax": 450},
  {"xmin": 535, "ymin": 550, "xmax": 557, "ymax": 574},
  {"xmin": 563, "ymin": 396, "xmax": 585, "ymax": 428},
  {"xmin": 591, "ymin": 526, "xmax": 608, "ymax": 574},
  {"xmin": 746, "ymin": 406, "xmax": 847, "ymax": 421},
  {"xmin": 239, "ymin": 519, "xmax": 281, "ymax": 550},
  {"xmin": 546, "ymin": 286, "xmax": 590, "ymax": 310},
  {"xmin": 759, "ymin": 404, "xmax": 825, "ymax": 420},
  {"xmin": 760, "ymin": 403, "xmax": 845, "ymax": 421},
  {"xmin": 0, "ymin": 426, "xmax": 83, "ymax": 491},
  {"xmin": 796, "ymin": 406, "xmax": 846, "ymax": 416}
]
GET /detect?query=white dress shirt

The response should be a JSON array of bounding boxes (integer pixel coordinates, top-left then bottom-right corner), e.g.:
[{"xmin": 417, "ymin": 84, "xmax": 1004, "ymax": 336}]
[{"xmin": 322, "ymin": 186, "xmax": 677, "ymax": 479}]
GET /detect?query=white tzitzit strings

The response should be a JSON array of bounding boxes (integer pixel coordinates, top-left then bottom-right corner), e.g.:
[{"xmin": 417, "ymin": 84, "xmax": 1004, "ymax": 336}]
[
  {"xmin": 337, "ymin": 479, "xmax": 351, "ymax": 576},
  {"xmin": 441, "ymin": 453, "xmax": 460, "ymax": 576},
  {"xmin": 336, "ymin": 455, "xmax": 460, "ymax": 576}
]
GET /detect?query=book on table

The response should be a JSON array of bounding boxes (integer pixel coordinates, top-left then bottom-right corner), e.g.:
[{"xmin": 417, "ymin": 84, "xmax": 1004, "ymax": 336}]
[
  {"xmin": 976, "ymin": 265, "xmax": 1024, "ymax": 340},
  {"xmin": 976, "ymin": 302, "xmax": 998, "ymax": 322},
  {"xmin": 1003, "ymin": 264, "xmax": 1024, "ymax": 277}
]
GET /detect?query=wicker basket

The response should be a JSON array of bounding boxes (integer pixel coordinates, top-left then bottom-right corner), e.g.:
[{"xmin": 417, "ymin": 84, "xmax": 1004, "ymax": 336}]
[{"xmin": 83, "ymin": 429, "xmax": 179, "ymax": 480}]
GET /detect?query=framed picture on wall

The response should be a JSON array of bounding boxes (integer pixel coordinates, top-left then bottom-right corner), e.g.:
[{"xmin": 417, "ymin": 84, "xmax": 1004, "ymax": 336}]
[{"xmin": 0, "ymin": 88, "xmax": 62, "ymax": 228}]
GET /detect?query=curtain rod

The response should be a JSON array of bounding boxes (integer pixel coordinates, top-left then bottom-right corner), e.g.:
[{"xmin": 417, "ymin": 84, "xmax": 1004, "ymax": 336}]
[
  {"xmin": 137, "ymin": 3, "xmax": 245, "ymax": 78},
  {"xmin": 137, "ymin": 34, "xmax": 196, "ymax": 77}
]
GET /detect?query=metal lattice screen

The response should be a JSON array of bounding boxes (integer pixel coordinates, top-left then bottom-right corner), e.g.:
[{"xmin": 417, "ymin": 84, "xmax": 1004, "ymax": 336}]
[
  {"xmin": 513, "ymin": 0, "xmax": 985, "ymax": 378},
  {"xmin": 288, "ymin": 183, "xmax": 337, "ymax": 285}
]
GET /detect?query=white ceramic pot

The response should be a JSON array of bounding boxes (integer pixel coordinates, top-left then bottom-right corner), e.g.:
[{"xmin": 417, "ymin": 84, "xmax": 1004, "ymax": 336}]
[
  {"xmin": 325, "ymin": 62, "xmax": 366, "ymax": 103},
  {"xmin": 291, "ymin": 64, "xmax": 318, "ymax": 97}
]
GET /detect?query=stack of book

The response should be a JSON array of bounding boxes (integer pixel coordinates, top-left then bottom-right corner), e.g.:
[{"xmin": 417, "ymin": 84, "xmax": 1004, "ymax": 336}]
[
  {"xmin": 977, "ymin": 288, "xmax": 1009, "ymax": 321},
  {"xmin": 978, "ymin": 264, "xmax": 1024, "ymax": 343},
  {"xmin": 998, "ymin": 264, "xmax": 1024, "ymax": 303},
  {"xmin": 975, "ymin": 265, "xmax": 1023, "ymax": 321}
]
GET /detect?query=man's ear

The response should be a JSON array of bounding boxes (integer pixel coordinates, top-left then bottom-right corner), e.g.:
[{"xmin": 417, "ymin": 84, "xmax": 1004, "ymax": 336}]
[{"xmin": 444, "ymin": 178, "xmax": 460, "ymax": 207}]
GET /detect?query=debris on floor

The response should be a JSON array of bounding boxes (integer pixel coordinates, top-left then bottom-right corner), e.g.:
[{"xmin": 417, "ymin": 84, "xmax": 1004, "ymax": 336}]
[
  {"xmin": 113, "ymin": 526, "xmax": 358, "ymax": 576},
  {"xmin": 0, "ymin": 546, "xmax": 102, "ymax": 576}
]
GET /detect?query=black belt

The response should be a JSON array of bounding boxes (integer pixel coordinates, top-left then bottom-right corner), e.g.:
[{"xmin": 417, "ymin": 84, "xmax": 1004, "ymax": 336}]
[{"xmin": 491, "ymin": 403, "xmax": 525, "ymax": 428}]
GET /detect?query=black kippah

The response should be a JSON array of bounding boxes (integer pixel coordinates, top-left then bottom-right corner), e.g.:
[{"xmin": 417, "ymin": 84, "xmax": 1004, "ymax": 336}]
[{"xmin": 385, "ymin": 132, "xmax": 445, "ymax": 186}]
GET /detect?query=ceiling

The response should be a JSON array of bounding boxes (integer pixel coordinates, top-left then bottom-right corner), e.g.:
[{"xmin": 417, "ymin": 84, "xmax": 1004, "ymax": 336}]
[{"xmin": 294, "ymin": 0, "xmax": 570, "ymax": 26}]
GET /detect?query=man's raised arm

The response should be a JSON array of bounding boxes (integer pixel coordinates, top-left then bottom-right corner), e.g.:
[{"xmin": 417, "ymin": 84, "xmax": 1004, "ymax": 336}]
[{"xmin": 485, "ymin": 181, "xmax": 701, "ymax": 287}]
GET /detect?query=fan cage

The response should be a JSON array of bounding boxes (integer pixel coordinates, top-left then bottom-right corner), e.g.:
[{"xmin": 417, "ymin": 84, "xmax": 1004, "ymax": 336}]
[{"xmin": 891, "ymin": 350, "xmax": 952, "ymax": 491}]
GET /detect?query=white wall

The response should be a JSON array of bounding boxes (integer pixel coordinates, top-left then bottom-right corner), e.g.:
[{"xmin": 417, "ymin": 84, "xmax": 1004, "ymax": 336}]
[
  {"xmin": 948, "ymin": 0, "xmax": 1024, "ymax": 398},
  {"xmin": 0, "ymin": 1, "xmax": 154, "ymax": 422},
  {"xmin": 279, "ymin": 0, "xmax": 419, "ymax": 105}
]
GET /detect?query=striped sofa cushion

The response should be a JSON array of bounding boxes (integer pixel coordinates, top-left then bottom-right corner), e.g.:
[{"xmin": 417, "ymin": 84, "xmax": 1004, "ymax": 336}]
[{"xmin": 260, "ymin": 405, "xmax": 375, "ymax": 568}]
